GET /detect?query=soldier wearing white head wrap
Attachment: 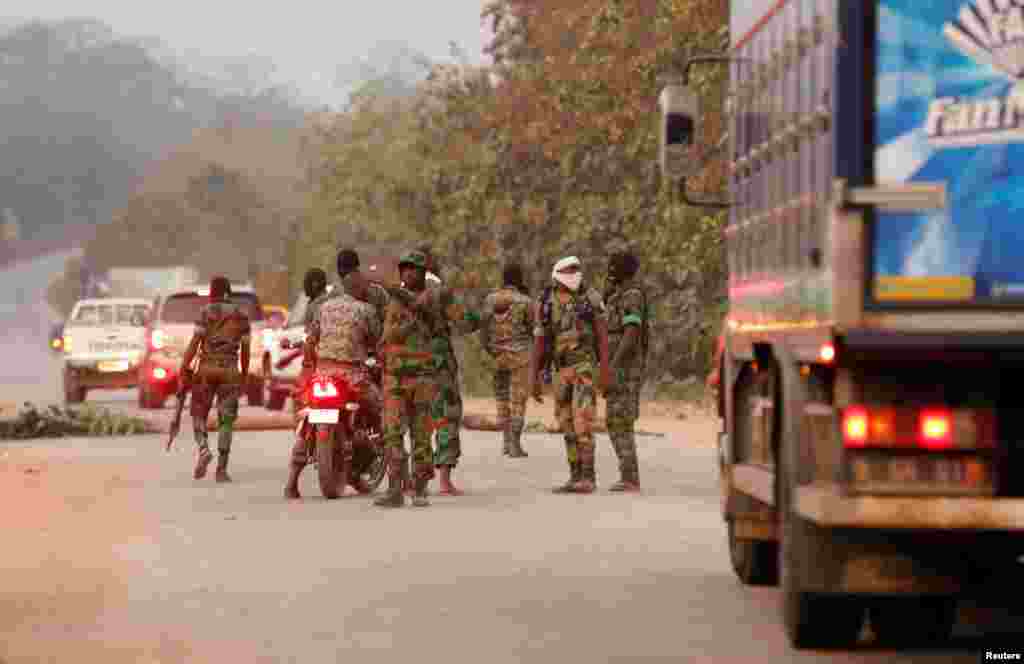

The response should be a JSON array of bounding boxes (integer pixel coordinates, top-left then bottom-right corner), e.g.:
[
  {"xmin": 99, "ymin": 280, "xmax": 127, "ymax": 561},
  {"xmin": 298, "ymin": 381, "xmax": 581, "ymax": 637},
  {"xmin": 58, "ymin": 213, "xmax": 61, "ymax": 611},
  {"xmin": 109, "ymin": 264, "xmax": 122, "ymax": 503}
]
[{"xmin": 530, "ymin": 255, "xmax": 611, "ymax": 494}]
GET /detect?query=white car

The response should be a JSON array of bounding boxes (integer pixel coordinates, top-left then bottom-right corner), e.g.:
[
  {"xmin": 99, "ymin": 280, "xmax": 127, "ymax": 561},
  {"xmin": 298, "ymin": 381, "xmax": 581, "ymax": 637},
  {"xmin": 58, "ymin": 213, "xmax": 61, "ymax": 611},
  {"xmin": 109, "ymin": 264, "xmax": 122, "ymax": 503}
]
[
  {"xmin": 61, "ymin": 297, "xmax": 151, "ymax": 403},
  {"xmin": 261, "ymin": 285, "xmax": 337, "ymax": 410}
]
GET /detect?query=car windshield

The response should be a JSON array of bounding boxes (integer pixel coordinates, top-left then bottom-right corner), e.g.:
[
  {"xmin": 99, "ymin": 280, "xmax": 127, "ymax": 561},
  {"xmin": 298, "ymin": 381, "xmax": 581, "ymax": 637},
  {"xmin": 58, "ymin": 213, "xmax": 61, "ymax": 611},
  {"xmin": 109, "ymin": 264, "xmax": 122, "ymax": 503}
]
[
  {"xmin": 72, "ymin": 304, "xmax": 114, "ymax": 326},
  {"xmin": 160, "ymin": 293, "xmax": 265, "ymax": 324}
]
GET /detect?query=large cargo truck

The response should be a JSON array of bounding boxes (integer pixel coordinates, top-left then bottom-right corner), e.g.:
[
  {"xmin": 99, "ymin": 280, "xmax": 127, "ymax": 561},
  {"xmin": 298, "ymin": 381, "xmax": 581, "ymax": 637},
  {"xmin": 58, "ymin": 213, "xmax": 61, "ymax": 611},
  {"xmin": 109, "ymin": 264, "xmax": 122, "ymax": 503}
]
[{"xmin": 660, "ymin": 0, "xmax": 1024, "ymax": 649}]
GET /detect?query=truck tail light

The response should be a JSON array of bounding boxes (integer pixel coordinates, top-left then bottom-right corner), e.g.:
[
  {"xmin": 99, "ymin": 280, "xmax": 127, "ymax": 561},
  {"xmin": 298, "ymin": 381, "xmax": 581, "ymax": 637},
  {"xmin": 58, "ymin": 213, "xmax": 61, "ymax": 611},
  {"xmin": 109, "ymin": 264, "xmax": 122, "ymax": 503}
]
[
  {"xmin": 842, "ymin": 405, "xmax": 993, "ymax": 450},
  {"xmin": 919, "ymin": 409, "xmax": 952, "ymax": 450},
  {"xmin": 842, "ymin": 406, "xmax": 869, "ymax": 447}
]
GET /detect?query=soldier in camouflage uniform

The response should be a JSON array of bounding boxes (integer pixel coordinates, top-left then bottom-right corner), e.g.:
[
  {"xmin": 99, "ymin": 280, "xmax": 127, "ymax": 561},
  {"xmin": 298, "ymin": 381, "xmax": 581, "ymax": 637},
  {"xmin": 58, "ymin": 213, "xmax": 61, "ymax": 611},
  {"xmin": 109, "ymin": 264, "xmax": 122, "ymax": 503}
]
[
  {"xmin": 479, "ymin": 262, "xmax": 535, "ymax": 458},
  {"xmin": 285, "ymin": 252, "xmax": 383, "ymax": 499},
  {"xmin": 375, "ymin": 250, "xmax": 439, "ymax": 508},
  {"xmin": 531, "ymin": 256, "xmax": 610, "ymax": 494},
  {"xmin": 289, "ymin": 268, "xmax": 329, "ymax": 419},
  {"xmin": 180, "ymin": 275, "xmax": 251, "ymax": 483},
  {"xmin": 413, "ymin": 244, "xmax": 479, "ymax": 496},
  {"xmin": 604, "ymin": 250, "xmax": 648, "ymax": 492}
]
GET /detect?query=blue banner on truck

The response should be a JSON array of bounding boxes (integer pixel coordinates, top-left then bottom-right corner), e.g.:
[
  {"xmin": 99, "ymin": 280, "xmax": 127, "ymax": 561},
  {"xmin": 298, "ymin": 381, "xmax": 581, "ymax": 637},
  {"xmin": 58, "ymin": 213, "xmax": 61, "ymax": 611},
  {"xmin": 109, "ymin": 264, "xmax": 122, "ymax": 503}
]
[{"xmin": 875, "ymin": 0, "xmax": 1024, "ymax": 302}]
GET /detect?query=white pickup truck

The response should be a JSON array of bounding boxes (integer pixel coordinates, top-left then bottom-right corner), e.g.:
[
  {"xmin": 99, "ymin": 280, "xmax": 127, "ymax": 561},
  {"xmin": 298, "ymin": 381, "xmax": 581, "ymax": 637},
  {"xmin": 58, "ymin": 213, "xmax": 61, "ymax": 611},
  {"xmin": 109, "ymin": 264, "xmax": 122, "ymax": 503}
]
[{"xmin": 61, "ymin": 297, "xmax": 152, "ymax": 403}]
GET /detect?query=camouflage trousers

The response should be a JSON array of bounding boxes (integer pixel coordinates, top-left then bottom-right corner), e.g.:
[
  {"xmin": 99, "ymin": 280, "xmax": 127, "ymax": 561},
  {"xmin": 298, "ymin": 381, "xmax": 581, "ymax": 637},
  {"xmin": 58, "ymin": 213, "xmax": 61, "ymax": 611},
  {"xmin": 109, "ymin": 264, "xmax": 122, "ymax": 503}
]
[
  {"xmin": 290, "ymin": 364, "xmax": 382, "ymax": 466},
  {"xmin": 493, "ymin": 351, "xmax": 530, "ymax": 450},
  {"xmin": 190, "ymin": 366, "xmax": 242, "ymax": 456},
  {"xmin": 431, "ymin": 363, "xmax": 463, "ymax": 468},
  {"xmin": 383, "ymin": 372, "xmax": 438, "ymax": 482},
  {"xmin": 606, "ymin": 376, "xmax": 642, "ymax": 481},
  {"xmin": 554, "ymin": 363, "xmax": 598, "ymax": 479}
]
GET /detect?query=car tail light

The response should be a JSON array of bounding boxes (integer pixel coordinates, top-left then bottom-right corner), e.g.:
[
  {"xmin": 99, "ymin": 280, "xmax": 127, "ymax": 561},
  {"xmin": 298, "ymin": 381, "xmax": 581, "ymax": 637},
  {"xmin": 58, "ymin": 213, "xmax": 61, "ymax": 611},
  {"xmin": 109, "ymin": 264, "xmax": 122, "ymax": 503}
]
[
  {"xmin": 149, "ymin": 329, "xmax": 166, "ymax": 351},
  {"xmin": 312, "ymin": 379, "xmax": 339, "ymax": 399},
  {"xmin": 842, "ymin": 404, "xmax": 993, "ymax": 450},
  {"xmin": 919, "ymin": 408, "xmax": 952, "ymax": 450}
]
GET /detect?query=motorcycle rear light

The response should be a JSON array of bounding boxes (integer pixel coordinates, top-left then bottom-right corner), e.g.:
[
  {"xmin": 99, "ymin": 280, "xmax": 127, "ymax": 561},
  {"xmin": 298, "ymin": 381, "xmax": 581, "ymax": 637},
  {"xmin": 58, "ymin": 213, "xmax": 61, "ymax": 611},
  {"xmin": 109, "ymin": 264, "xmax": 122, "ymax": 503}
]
[
  {"xmin": 818, "ymin": 343, "xmax": 835, "ymax": 363},
  {"xmin": 345, "ymin": 403, "xmax": 360, "ymax": 411},
  {"xmin": 152, "ymin": 367, "xmax": 168, "ymax": 380},
  {"xmin": 312, "ymin": 380, "xmax": 339, "ymax": 399}
]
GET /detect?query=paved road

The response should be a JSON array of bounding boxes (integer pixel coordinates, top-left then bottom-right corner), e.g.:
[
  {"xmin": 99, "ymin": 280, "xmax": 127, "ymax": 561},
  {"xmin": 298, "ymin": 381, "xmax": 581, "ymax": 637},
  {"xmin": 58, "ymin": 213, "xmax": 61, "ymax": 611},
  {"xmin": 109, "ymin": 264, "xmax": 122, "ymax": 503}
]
[{"xmin": 0, "ymin": 425, "xmax": 993, "ymax": 663}]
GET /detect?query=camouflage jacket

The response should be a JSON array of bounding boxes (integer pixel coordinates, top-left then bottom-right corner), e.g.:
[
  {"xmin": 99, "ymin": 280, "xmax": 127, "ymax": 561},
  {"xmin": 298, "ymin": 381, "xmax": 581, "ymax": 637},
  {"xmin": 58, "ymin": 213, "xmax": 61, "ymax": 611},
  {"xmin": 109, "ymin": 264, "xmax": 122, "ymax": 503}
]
[
  {"xmin": 605, "ymin": 278, "xmax": 648, "ymax": 374},
  {"xmin": 480, "ymin": 287, "xmax": 535, "ymax": 357},
  {"xmin": 194, "ymin": 300, "xmax": 251, "ymax": 363},
  {"xmin": 416, "ymin": 284, "xmax": 481, "ymax": 372},
  {"xmin": 308, "ymin": 291, "xmax": 380, "ymax": 364},
  {"xmin": 381, "ymin": 288, "xmax": 437, "ymax": 377},
  {"xmin": 342, "ymin": 274, "xmax": 389, "ymax": 335},
  {"xmin": 540, "ymin": 285, "xmax": 607, "ymax": 370}
]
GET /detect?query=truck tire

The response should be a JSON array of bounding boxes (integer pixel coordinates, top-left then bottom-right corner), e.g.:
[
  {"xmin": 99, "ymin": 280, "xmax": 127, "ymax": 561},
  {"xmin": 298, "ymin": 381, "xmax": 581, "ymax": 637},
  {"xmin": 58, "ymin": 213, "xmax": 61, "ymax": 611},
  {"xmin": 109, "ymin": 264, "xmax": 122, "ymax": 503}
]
[
  {"xmin": 869, "ymin": 598, "xmax": 956, "ymax": 646},
  {"xmin": 777, "ymin": 356, "xmax": 865, "ymax": 649},
  {"xmin": 726, "ymin": 366, "xmax": 779, "ymax": 586},
  {"xmin": 728, "ymin": 520, "xmax": 779, "ymax": 586},
  {"xmin": 63, "ymin": 368, "xmax": 86, "ymax": 404}
]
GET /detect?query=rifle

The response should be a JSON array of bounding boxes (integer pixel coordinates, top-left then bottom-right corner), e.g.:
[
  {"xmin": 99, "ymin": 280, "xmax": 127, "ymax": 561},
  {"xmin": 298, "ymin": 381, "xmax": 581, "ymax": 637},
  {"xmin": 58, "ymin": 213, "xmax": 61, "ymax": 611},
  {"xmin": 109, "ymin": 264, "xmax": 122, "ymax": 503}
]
[{"xmin": 166, "ymin": 350, "xmax": 200, "ymax": 451}]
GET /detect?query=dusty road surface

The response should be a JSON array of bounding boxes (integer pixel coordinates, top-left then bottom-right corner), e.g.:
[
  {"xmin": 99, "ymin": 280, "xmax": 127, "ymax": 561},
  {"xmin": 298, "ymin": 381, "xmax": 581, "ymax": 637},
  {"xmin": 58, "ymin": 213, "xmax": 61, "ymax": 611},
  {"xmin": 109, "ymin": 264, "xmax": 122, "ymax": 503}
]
[{"xmin": 0, "ymin": 419, "xmax": 993, "ymax": 664}]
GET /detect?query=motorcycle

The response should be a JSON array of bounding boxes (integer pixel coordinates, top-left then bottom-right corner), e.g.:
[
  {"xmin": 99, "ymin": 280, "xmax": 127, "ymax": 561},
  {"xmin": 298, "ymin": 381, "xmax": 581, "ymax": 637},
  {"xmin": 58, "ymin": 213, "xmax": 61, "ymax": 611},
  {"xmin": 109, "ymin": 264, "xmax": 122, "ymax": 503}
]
[{"xmin": 294, "ymin": 356, "xmax": 385, "ymax": 499}]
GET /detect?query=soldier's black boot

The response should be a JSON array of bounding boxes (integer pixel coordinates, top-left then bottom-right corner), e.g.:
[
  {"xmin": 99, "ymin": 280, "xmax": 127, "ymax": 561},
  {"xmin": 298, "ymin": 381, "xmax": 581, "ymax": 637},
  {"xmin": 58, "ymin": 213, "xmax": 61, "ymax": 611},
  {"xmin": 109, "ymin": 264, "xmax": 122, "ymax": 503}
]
[
  {"xmin": 215, "ymin": 452, "xmax": 232, "ymax": 483},
  {"xmin": 508, "ymin": 418, "xmax": 528, "ymax": 458},
  {"xmin": 412, "ymin": 477, "xmax": 430, "ymax": 508},
  {"xmin": 552, "ymin": 462, "xmax": 582, "ymax": 493},
  {"xmin": 374, "ymin": 453, "xmax": 405, "ymax": 508},
  {"xmin": 502, "ymin": 428, "xmax": 512, "ymax": 456}
]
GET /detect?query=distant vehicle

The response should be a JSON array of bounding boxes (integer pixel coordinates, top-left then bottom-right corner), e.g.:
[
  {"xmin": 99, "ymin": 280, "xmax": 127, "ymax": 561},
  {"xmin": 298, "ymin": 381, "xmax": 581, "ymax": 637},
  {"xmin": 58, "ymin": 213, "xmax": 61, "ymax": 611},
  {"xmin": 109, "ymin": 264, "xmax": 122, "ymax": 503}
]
[
  {"xmin": 61, "ymin": 298, "xmax": 151, "ymax": 403},
  {"xmin": 48, "ymin": 321, "xmax": 65, "ymax": 354},
  {"xmin": 261, "ymin": 286, "xmax": 333, "ymax": 411},
  {"xmin": 137, "ymin": 284, "xmax": 268, "ymax": 409}
]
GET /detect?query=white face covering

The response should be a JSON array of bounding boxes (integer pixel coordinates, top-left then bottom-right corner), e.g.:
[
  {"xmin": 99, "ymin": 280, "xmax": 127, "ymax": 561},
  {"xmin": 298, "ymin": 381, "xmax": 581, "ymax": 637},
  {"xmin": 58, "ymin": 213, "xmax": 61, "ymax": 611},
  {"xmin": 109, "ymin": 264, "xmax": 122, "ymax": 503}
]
[
  {"xmin": 552, "ymin": 256, "xmax": 583, "ymax": 292},
  {"xmin": 554, "ymin": 272, "xmax": 583, "ymax": 292}
]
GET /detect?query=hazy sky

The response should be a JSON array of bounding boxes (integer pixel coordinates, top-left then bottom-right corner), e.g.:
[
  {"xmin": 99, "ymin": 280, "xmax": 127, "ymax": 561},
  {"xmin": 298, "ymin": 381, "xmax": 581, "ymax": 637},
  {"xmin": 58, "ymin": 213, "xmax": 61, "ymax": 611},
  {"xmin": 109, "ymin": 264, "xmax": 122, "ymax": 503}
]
[{"xmin": 6, "ymin": 1, "xmax": 494, "ymax": 107}]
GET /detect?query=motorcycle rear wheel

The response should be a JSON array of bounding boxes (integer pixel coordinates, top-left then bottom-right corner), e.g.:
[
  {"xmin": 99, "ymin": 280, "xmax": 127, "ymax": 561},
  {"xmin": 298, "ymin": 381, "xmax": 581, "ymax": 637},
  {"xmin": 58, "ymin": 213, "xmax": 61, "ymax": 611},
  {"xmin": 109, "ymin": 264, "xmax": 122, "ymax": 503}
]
[{"xmin": 316, "ymin": 430, "xmax": 340, "ymax": 499}]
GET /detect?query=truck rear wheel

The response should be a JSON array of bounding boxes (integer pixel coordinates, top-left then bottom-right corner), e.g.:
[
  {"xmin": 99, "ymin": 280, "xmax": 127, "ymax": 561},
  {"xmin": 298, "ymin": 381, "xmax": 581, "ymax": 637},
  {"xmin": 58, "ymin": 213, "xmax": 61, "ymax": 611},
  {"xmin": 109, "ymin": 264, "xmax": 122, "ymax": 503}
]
[
  {"xmin": 869, "ymin": 598, "xmax": 956, "ymax": 646},
  {"xmin": 777, "ymin": 356, "xmax": 865, "ymax": 649},
  {"xmin": 728, "ymin": 521, "xmax": 778, "ymax": 586}
]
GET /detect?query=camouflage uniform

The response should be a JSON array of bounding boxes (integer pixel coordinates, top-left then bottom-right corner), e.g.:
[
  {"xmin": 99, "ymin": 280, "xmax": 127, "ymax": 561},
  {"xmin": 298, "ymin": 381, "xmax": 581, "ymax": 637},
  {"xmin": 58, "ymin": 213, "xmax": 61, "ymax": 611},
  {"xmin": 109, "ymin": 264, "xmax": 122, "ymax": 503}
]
[
  {"xmin": 376, "ymin": 274, "xmax": 439, "ymax": 506},
  {"xmin": 189, "ymin": 300, "xmax": 251, "ymax": 473},
  {"xmin": 605, "ymin": 278, "xmax": 648, "ymax": 487},
  {"xmin": 291, "ymin": 292, "xmax": 382, "ymax": 468},
  {"xmin": 539, "ymin": 284, "xmax": 607, "ymax": 488},
  {"xmin": 416, "ymin": 282, "xmax": 480, "ymax": 469},
  {"xmin": 479, "ymin": 286, "xmax": 535, "ymax": 457}
]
